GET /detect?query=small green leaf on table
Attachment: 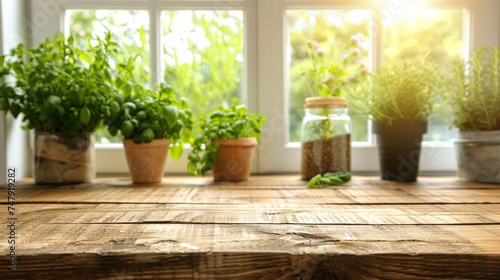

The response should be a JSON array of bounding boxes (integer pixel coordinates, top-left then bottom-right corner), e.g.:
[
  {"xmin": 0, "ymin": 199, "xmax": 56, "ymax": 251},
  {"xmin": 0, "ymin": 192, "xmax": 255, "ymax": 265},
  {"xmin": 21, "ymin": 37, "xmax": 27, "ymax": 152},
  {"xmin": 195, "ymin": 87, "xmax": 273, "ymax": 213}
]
[{"xmin": 307, "ymin": 172, "xmax": 351, "ymax": 188}]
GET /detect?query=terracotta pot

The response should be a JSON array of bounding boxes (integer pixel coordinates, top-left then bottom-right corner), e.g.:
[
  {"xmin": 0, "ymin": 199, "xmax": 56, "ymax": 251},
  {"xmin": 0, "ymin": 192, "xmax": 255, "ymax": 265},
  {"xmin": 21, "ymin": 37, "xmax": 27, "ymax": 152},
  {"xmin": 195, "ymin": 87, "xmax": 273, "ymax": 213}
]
[
  {"xmin": 212, "ymin": 137, "xmax": 258, "ymax": 182},
  {"xmin": 123, "ymin": 139, "xmax": 170, "ymax": 184},
  {"xmin": 373, "ymin": 120, "xmax": 427, "ymax": 182}
]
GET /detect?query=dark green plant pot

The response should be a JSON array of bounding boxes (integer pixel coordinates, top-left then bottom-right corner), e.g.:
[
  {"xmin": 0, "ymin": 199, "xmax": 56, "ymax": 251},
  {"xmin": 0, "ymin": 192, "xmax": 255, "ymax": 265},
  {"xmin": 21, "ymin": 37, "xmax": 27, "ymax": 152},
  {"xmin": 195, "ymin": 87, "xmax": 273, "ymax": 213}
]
[{"xmin": 373, "ymin": 120, "xmax": 427, "ymax": 182}]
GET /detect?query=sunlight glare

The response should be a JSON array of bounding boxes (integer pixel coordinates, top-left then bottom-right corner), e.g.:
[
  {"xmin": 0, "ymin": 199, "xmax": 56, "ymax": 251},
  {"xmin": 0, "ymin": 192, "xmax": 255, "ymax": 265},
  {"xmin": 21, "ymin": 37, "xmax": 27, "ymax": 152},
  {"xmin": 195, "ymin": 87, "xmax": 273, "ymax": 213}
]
[
  {"xmin": 387, "ymin": 0, "xmax": 428, "ymax": 17},
  {"xmin": 422, "ymin": 9, "xmax": 440, "ymax": 20}
]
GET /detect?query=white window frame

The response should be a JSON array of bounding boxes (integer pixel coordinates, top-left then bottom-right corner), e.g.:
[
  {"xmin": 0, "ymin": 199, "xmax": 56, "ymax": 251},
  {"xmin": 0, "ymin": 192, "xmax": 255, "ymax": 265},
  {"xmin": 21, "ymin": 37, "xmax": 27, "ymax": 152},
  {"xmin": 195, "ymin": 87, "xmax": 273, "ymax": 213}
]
[
  {"xmin": 1, "ymin": 0, "xmax": 497, "ymax": 178},
  {"xmin": 27, "ymin": 0, "xmax": 257, "ymax": 174},
  {"xmin": 1, "ymin": 0, "xmax": 30, "ymax": 183},
  {"xmin": 257, "ymin": 0, "xmax": 500, "ymax": 174}
]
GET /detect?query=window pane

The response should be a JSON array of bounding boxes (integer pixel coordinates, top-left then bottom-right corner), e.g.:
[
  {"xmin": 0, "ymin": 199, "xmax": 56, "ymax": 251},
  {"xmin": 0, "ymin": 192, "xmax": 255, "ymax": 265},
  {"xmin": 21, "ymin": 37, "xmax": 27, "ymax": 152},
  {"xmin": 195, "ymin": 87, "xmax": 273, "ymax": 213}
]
[
  {"xmin": 161, "ymin": 11, "xmax": 244, "ymax": 118},
  {"xmin": 66, "ymin": 10, "xmax": 150, "ymax": 143},
  {"xmin": 383, "ymin": 9, "xmax": 466, "ymax": 141},
  {"xmin": 287, "ymin": 10, "xmax": 373, "ymax": 143}
]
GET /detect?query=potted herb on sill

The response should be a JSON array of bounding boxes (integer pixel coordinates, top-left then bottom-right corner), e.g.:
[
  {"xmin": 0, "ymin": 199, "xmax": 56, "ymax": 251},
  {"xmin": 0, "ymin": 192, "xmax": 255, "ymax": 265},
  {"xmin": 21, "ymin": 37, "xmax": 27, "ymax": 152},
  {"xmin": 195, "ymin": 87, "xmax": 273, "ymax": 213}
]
[
  {"xmin": 299, "ymin": 39, "xmax": 367, "ymax": 180},
  {"xmin": 445, "ymin": 45, "xmax": 500, "ymax": 183},
  {"xmin": 348, "ymin": 58, "xmax": 442, "ymax": 182},
  {"xmin": 0, "ymin": 33, "xmax": 123, "ymax": 184},
  {"xmin": 107, "ymin": 84, "xmax": 193, "ymax": 184},
  {"xmin": 187, "ymin": 98, "xmax": 265, "ymax": 182}
]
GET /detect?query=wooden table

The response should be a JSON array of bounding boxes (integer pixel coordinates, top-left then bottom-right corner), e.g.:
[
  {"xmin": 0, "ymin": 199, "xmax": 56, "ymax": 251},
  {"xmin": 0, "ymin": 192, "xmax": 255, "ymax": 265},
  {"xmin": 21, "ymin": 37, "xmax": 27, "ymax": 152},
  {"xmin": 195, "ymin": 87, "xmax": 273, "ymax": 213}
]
[{"xmin": 1, "ymin": 176, "xmax": 500, "ymax": 279}]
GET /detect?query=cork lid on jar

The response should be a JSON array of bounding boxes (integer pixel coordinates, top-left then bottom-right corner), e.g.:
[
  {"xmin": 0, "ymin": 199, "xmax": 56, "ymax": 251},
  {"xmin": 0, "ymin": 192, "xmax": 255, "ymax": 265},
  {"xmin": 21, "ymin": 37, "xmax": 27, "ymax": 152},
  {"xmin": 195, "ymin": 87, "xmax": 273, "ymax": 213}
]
[{"xmin": 304, "ymin": 96, "xmax": 348, "ymax": 108}]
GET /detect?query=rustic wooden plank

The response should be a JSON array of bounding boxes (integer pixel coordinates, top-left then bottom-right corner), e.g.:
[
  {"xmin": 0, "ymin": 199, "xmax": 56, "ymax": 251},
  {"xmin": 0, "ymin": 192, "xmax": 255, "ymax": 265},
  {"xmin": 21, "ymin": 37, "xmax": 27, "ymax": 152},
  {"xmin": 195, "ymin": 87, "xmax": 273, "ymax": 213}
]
[
  {"xmin": 15, "ymin": 203, "xmax": 500, "ymax": 225},
  {"xmin": 2, "ymin": 176, "xmax": 500, "ymax": 279},
  {"xmin": 5, "ymin": 175, "xmax": 500, "ymax": 190},
  {"xmin": 2, "ymin": 223, "xmax": 499, "ymax": 278},
  {"xmin": 3, "ymin": 253, "xmax": 500, "ymax": 279},
  {"xmin": 2, "ymin": 223, "xmax": 499, "ymax": 255},
  {"xmin": 8, "ymin": 184, "xmax": 500, "ymax": 204}
]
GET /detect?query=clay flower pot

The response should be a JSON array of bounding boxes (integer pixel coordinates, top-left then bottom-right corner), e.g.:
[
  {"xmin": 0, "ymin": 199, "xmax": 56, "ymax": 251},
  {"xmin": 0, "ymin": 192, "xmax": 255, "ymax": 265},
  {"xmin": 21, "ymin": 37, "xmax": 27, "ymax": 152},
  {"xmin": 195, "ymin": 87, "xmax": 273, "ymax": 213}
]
[
  {"xmin": 123, "ymin": 139, "xmax": 170, "ymax": 184},
  {"xmin": 212, "ymin": 137, "xmax": 257, "ymax": 182}
]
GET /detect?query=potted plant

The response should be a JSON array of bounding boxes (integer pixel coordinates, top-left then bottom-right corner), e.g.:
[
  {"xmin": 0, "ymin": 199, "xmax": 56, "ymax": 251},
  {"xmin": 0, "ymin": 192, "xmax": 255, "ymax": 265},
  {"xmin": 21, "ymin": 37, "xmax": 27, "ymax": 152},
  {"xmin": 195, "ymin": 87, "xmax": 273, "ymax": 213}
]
[
  {"xmin": 0, "ymin": 33, "xmax": 123, "ymax": 184},
  {"xmin": 445, "ymin": 45, "xmax": 500, "ymax": 183},
  {"xmin": 348, "ymin": 57, "xmax": 442, "ymax": 182},
  {"xmin": 107, "ymin": 83, "xmax": 192, "ymax": 184},
  {"xmin": 299, "ymin": 40, "xmax": 366, "ymax": 180},
  {"xmin": 187, "ymin": 98, "xmax": 265, "ymax": 182}
]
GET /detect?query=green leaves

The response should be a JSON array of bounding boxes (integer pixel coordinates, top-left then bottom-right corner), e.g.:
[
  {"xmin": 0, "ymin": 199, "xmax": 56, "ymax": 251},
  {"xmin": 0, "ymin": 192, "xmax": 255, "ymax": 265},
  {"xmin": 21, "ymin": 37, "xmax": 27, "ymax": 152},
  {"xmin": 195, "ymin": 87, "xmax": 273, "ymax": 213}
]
[
  {"xmin": 210, "ymin": 110, "xmax": 224, "ymax": 119},
  {"xmin": 43, "ymin": 95, "xmax": 63, "ymax": 116},
  {"xmin": 109, "ymin": 101, "xmax": 121, "ymax": 120},
  {"xmin": 107, "ymin": 82, "xmax": 193, "ymax": 157},
  {"xmin": 0, "ymin": 33, "xmax": 124, "ymax": 135},
  {"xmin": 80, "ymin": 106, "xmax": 91, "ymax": 126},
  {"xmin": 205, "ymin": 98, "xmax": 266, "ymax": 140},
  {"xmin": 120, "ymin": 120, "xmax": 134, "ymax": 138},
  {"xmin": 163, "ymin": 105, "xmax": 179, "ymax": 129},
  {"xmin": 169, "ymin": 144, "xmax": 183, "ymax": 161},
  {"xmin": 347, "ymin": 57, "xmax": 442, "ymax": 123},
  {"xmin": 307, "ymin": 172, "xmax": 351, "ymax": 188},
  {"xmin": 303, "ymin": 39, "xmax": 366, "ymax": 98},
  {"xmin": 187, "ymin": 98, "xmax": 266, "ymax": 177},
  {"xmin": 9, "ymin": 103, "xmax": 22, "ymax": 118},
  {"xmin": 445, "ymin": 45, "xmax": 500, "ymax": 131},
  {"xmin": 140, "ymin": 128, "xmax": 154, "ymax": 143},
  {"xmin": 232, "ymin": 119, "xmax": 245, "ymax": 137}
]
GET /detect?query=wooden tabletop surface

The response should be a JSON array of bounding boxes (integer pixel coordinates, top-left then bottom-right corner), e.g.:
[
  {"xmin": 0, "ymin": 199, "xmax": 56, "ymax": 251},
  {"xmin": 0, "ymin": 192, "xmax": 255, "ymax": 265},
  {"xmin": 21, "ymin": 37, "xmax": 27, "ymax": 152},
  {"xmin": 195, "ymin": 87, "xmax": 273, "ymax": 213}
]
[{"xmin": 1, "ymin": 176, "xmax": 500, "ymax": 279}]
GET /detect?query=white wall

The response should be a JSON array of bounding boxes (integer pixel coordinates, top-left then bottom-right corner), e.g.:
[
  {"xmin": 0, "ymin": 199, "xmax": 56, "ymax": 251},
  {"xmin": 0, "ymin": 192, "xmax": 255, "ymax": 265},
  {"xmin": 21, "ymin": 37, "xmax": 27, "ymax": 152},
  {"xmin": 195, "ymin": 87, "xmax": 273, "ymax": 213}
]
[
  {"xmin": 0, "ymin": 0, "xmax": 29, "ymax": 183},
  {"xmin": 0, "ymin": 1, "xmax": 5, "ymax": 183},
  {"xmin": 472, "ymin": 0, "xmax": 500, "ymax": 48}
]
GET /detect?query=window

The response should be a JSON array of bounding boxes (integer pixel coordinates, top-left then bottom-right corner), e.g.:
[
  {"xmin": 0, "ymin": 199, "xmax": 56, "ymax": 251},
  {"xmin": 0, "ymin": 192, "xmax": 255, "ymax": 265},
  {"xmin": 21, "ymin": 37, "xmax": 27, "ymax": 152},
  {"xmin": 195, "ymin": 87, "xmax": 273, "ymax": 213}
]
[
  {"xmin": 257, "ymin": 0, "xmax": 479, "ymax": 174},
  {"xmin": 28, "ymin": 0, "xmax": 253, "ymax": 173},
  {"xmin": 24, "ymin": 0, "xmax": 500, "ymax": 175},
  {"xmin": 160, "ymin": 10, "xmax": 245, "ymax": 116},
  {"xmin": 66, "ymin": 9, "xmax": 151, "ymax": 143}
]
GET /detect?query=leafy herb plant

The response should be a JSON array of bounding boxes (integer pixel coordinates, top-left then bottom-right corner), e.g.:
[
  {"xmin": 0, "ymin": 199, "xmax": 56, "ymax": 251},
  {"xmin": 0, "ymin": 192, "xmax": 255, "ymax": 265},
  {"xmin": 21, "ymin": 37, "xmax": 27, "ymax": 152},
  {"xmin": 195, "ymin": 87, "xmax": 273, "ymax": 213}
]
[
  {"xmin": 445, "ymin": 45, "xmax": 500, "ymax": 131},
  {"xmin": 0, "ymin": 33, "xmax": 123, "ymax": 137},
  {"xmin": 300, "ymin": 38, "xmax": 365, "ymax": 142},
  {"xmin": 107, "ymin": 83, "xmax": 193, "ymax": 160},
  {"xmin": 303, "ymin": 39, "xmax": 367, "ymax": 97},
  {"xmin": 307, "ymin": 172, "xmax": 351, "ymax": 188},
  {"xmin": 187, "ymin": 98, "xmax": 265, "ymax": 176},
  {"xmin": 348, "ymin": 57, "xmax": 442, "ymax": 124}
]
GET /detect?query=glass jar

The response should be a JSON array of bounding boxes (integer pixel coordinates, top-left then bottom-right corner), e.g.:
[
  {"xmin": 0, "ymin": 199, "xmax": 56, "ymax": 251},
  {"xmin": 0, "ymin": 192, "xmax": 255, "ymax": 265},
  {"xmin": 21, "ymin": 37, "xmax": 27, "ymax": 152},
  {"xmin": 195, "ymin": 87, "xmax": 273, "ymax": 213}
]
[
  {"xmin": 33, "ymin": 132, "xmax": 96, "ymax": 184},
  {"xmin": 300, "ymin": 97, "xmax": 351, "ymax": 180}
]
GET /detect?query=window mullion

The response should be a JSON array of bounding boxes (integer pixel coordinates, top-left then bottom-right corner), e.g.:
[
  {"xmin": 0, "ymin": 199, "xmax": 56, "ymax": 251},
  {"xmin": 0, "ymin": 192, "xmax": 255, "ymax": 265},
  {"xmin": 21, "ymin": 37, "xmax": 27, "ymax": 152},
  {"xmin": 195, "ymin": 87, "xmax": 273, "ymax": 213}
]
[
  {"xmin": 150, "ymin": 8, "xmax": 161, "ymax": 89},
  {"xmin": 372, "ymin": 7, "xmax": 383, "ymax": 68}
]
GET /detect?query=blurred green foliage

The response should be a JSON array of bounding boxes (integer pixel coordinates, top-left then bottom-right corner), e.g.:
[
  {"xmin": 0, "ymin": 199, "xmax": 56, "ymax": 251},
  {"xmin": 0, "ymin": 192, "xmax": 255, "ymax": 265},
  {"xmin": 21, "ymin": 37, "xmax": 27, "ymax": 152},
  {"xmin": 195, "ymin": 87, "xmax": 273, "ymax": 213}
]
[
  {"xmin": 68, "ymin": 10, "xmax": 243, "ymax": 142},
  {"xmin": 68, "ymin": 8, "xmax": 464, "ymax": 144},
  {"xmin": 383, "ymin": 9, "xmax": 464, "ymax": 141},
  {"xmin": 287, "ymin": 10, "xmax": 371, "ymax": 142},
  {"xmin": 68, "ymin": 10, "xmax": 151, "ymax": 143},
  {"xmin": 162, "ymin": 11, "xmax": 243, "ymax": 120},
  {"xmin": 288, "ymin": 9, "xmax": 464, "ymax": 142}
]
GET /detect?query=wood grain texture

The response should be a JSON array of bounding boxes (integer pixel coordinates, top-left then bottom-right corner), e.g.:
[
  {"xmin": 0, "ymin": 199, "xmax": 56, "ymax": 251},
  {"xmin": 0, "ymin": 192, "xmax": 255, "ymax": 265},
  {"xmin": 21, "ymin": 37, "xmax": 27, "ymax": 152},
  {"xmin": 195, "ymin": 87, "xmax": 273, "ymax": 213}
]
[
  {"xmin": 2, "ymin": 253, "xmax": 500, "ymax": 280},
  {"xmin": 1, "ymin": 176, "xmax": 499, "ymax": 279},
  {"xmin": 2, "ymin": 223, "xmax": 499, "ymax": 255},
  {"xmin": 9, "ymin": 180, "xmax": 500, "ymax": 204},
  {"xmin": 14, "ymin": 203, "xmax": 500, "ymax": 225}
]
